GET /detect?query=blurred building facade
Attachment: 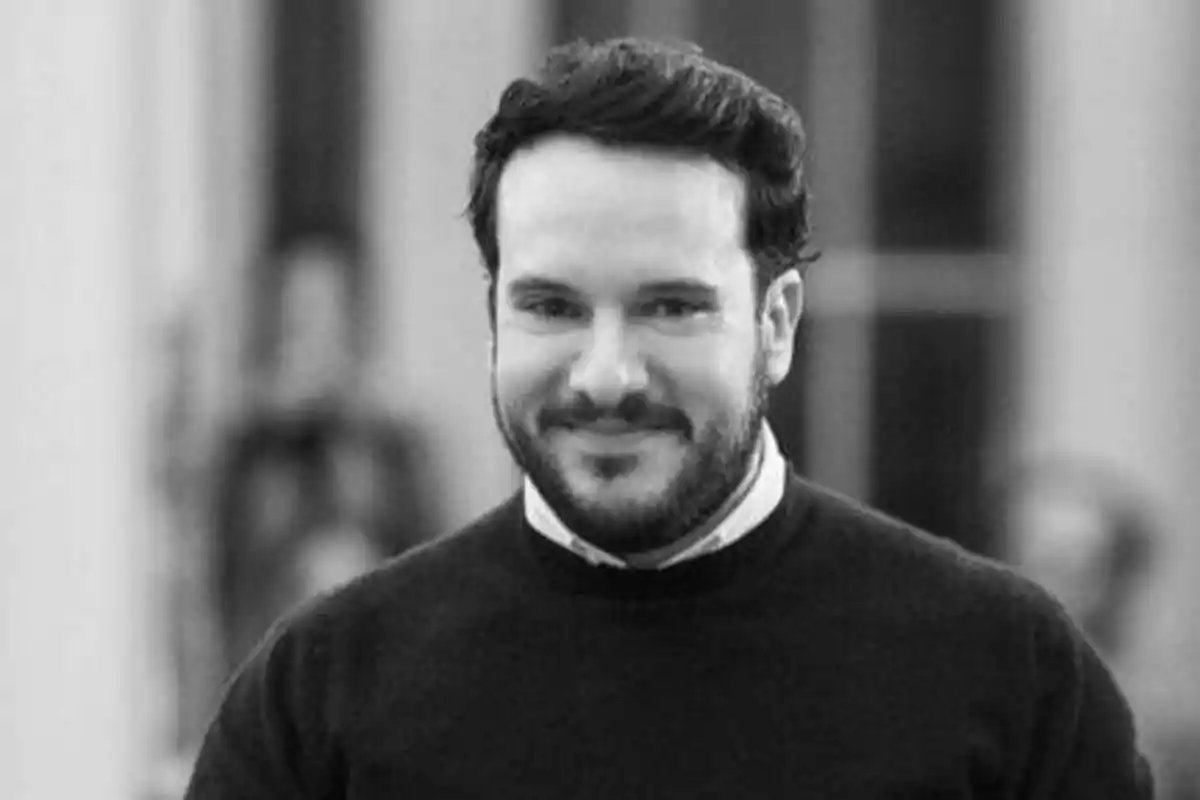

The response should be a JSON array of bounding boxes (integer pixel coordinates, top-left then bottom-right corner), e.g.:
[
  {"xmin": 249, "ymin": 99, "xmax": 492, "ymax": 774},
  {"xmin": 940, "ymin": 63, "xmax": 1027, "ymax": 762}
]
[{"xmin": 2, "ymin": 1, "xmax": 1198, "ymax": 797}]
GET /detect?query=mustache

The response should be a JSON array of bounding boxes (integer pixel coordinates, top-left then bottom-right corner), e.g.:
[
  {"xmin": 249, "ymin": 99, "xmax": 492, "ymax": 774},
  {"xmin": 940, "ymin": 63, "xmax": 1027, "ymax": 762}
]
[{"xmin": 538, "ymin": 394, "xmax": 691, "ymax": 437}]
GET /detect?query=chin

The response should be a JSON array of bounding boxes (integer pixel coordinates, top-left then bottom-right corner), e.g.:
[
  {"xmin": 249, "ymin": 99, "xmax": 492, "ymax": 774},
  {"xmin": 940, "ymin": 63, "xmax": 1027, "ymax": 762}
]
[
  {"xmin": 566, "ymin": 462, "xmax": 670, "ymax": 508},
  {"xmin": 573, "ymin": 481, "xmax": 669, "ymax": 524},
  {"xmin": 548, "ymin": 454, "xmax": 682, "ymax": 532}
]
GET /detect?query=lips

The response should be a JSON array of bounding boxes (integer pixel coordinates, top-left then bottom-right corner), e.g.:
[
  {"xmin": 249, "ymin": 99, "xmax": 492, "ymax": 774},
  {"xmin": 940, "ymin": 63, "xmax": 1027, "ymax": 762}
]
[
  {"xmin": 560, "ymin": 425, "xmax": 679, "ymax": 454},
  {"xmin": 571, "ymin": 420, "xmax": 659, "ymax": 436}
]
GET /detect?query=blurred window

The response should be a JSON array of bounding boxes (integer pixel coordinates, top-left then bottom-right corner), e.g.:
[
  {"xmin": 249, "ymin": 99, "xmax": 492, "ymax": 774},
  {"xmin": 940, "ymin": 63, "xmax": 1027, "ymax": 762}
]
[{"xmin": 873, "ymin": 0, "xmax": 1001, "ymax": 250}]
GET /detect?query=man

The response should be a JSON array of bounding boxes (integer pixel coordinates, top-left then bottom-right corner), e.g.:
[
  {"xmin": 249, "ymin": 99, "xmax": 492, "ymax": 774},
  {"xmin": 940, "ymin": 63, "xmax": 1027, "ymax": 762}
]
[{"xmin": 186, "ymin": 38, "xmax": 1153, "ymax": 798}]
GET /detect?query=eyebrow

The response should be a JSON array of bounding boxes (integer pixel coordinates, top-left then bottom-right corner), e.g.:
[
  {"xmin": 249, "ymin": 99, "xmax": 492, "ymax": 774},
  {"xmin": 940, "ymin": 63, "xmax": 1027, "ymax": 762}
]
[
  {"xmin": 506, "ymin": 277, "xmax": 578, "ymax": 297},
  {"xmin": 635, "ymin": 279, "xmax": 720, "ymax": 298},
  {"xmin": 507, "ymin": 277, "xmax": 719, "ymax": 295}
]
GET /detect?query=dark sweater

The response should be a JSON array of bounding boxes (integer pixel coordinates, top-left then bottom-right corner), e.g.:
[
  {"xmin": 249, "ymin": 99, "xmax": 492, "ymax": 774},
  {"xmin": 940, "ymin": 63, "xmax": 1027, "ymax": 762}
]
[{"xmin": 186, "ymin": 472, "xmax": 1153, "ymax": 798}]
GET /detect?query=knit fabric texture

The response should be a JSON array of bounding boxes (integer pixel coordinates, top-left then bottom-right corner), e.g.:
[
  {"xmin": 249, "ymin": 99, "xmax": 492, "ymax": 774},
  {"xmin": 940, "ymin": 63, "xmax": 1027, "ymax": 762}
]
[{"xmin": 186, "ymin": 471, "xmax": 1154, "ymax": 798}]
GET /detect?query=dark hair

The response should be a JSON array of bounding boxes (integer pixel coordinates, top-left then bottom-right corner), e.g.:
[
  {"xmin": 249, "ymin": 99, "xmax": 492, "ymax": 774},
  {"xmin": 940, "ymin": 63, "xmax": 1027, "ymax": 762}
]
[{"xmin": 467, "ymin": 37, "xmax": 818, "ymax": 300}]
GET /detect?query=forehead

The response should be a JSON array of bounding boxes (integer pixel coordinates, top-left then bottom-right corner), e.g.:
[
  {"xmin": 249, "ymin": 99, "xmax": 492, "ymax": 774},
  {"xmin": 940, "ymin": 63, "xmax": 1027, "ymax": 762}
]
[{"xmin": 495, "ymin": 134, "xmax": 750, "ymax": 290}]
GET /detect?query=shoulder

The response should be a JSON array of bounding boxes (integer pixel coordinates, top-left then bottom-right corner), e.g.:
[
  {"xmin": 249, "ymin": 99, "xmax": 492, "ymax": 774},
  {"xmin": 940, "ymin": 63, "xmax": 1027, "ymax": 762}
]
[
  {"xmin": 210, "ymin": 491, "xmax": 525, "ymax": 720},
  {"xmin": 794, "ymin": 474, "xmax": 1051, "ymax": 616},
  {"xmin": 266, "ymin": 491, "xmax": 526, "ymax": 650},
  {"xmin": 790, "ymin": 476, "xmax": 1152, "ymax": 793},
  {"xmin": 783, "ymin": 473, "xmax": 1089, "ymax": 679}
]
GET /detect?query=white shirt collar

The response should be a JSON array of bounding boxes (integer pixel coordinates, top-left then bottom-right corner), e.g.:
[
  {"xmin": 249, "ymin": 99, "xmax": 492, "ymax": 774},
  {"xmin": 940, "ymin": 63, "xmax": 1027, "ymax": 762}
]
[{"xmin": 524, "ymin": 424, "xmax": 787, "ymax": 570}]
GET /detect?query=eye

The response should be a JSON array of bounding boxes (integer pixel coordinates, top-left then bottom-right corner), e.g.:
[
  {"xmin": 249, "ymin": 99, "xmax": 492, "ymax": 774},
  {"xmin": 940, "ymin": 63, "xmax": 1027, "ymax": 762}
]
[
  {"xmin": 522, "ymin": 297, "xmax": 586, "ymax": 320},
  {"xmin": 643, "ymin": 298, "xmax": 709, "ymax": 319}
]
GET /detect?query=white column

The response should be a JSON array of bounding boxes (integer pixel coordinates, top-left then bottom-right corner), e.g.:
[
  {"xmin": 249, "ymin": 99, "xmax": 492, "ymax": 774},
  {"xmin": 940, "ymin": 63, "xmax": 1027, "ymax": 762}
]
[
  {"xmin": 0, "ymin": 1, "xmax": 235, "ymax": 796},
  {"xmin": 1019, "ymin": 0, "xmax": 1200, "ymax": 717},
  {"xmin": 365, "ymin": 0, "xmax": 544, "ymax": 531},
  {"xmin": 0, "ymin": 2, "xmax": 150, "ymax": 798},
  {"xmin": 171, "ymin": 0, "xmax": 270, "ymax": 760},
  {"xmin": 196, "ymin": 0, "xmax": 271, "ymax": 430}
]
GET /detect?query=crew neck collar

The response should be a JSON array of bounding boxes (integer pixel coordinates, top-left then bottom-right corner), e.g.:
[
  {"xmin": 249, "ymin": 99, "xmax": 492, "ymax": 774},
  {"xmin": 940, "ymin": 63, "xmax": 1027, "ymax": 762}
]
[{"xmin": 523, "ymin": 424, "xmax": 787, "ymax": 570}]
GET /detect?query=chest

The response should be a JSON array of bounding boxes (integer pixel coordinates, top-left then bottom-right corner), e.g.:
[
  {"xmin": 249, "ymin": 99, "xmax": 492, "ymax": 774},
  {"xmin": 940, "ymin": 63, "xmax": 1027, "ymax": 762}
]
[{"xmin": 338, "ymin": 604, "xmax": 1018, "ymax": 798}]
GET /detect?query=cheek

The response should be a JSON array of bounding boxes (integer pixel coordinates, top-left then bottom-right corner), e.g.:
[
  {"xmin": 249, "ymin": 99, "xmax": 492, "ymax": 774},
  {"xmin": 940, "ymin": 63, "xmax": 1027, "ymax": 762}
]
[
  {"xmin": 651, "ymin": 336, "xmax": 758, "ymax": 416},
  {"xmin": 494, "ymin": 334, "xmax": 567, "ymax": 415}
]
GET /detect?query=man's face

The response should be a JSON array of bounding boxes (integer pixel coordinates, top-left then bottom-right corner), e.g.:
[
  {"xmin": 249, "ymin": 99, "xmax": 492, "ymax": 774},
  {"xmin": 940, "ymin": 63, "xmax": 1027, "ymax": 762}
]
[{"xmin": 490, "ymin": 134, "xmax": 802, "ymax": 554}]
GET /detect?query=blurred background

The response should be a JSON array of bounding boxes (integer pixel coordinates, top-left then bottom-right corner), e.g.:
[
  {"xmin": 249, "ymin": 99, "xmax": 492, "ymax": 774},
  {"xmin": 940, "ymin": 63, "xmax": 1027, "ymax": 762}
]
[{"xmin": 3, "ymin": 1, "xmax": 1199, "ymax": 797}]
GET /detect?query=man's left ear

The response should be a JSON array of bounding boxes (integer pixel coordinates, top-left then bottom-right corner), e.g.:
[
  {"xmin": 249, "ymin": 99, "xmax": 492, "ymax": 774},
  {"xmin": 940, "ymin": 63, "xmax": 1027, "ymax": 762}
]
[{"xmin": 759, "ymin": 269, "xmax": 804, "ymax": 385}]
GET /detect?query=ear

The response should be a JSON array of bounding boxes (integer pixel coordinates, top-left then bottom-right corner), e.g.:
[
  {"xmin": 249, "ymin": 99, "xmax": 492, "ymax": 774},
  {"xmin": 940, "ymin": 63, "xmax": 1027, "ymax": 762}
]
[{"xmin": 759, "ymin": 269, "xmax": 804, "ymax": 386}]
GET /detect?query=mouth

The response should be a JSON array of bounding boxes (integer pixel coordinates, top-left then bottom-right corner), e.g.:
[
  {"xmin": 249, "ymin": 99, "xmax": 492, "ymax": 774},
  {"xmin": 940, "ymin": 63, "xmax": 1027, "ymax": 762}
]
[{"xmin": 555, "ymin": 424, "xmax": 681, "ymax": 453}]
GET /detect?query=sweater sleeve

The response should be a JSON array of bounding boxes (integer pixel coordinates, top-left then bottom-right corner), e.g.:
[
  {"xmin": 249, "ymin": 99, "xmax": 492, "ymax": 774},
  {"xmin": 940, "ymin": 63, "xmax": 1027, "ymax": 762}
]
[
  {"xmin": 1017, "ymin": 604, "xmax": 1155, "ymax": 799},
  {"xmin": 184, "ymin": 613, "xmax": 342, "ymax": 800}
]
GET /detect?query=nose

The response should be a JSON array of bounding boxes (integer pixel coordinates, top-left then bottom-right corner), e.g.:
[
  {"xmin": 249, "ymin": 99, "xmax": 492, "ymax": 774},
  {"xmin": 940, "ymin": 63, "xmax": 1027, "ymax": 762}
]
[{"xmin": 567, "ymin": 312, "xmax": 648, "ymax": 406}]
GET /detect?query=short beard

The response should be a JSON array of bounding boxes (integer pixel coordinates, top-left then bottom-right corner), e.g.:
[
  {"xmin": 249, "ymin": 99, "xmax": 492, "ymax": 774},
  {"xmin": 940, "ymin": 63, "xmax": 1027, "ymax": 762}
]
[{"xmin": 492, "ymin": 353, "xmax": 771, "ymax": 557}]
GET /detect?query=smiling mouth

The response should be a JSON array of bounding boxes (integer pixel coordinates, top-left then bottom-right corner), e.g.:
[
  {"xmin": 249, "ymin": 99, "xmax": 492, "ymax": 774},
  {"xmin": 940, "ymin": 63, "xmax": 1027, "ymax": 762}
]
[
  {"xmin": 565, "ymin": 419, "xmax": 682, "ymax": 436},
  {"xmin": 572, "ymin": 421, "xmax": 665, "ymax": 435},
  {"xmin": 559, "ymin": 426, "xmax": 680, "ymax": 453}
]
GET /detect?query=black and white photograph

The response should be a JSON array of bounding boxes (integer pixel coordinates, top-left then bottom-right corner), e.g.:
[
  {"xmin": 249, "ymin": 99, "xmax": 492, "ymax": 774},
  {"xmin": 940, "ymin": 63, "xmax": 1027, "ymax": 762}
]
[{"xmin": 3, "ymin": 2, "xmax": 1198, "ymax": 797}]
